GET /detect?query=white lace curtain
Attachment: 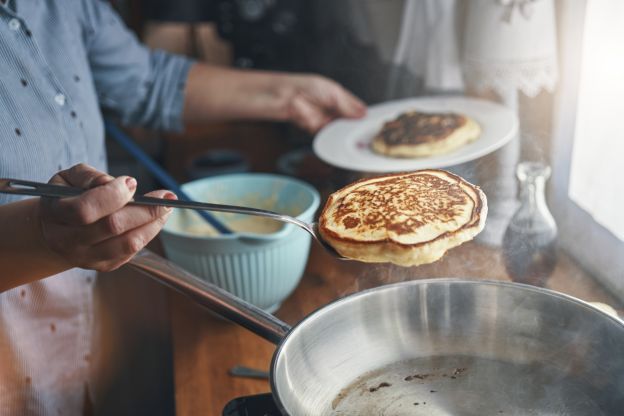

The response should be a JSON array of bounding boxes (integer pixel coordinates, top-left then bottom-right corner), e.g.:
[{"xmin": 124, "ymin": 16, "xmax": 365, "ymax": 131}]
[{"xmin": 568, "ymin": 0, "xmax": 624, "ymax": 241}]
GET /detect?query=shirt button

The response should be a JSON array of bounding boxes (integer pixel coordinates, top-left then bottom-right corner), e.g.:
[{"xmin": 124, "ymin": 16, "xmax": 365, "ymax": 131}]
[
  {"xmin": 8, "ymin": 18, "xmax": 20, "ymax": 31},
  {"xmin": 54, "ymin": 93, "xmax": 66, "ymax": 106}
]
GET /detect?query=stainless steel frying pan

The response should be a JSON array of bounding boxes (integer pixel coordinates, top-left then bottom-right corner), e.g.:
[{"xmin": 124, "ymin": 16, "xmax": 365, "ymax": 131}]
[{"xmin": 130, "ymin": 250, "xmax": 624, "ymax": 415}]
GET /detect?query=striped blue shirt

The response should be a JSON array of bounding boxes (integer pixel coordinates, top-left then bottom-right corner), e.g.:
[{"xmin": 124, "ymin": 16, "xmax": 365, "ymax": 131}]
[
  {"xmin": 0, "ymin": 1, "xmax": 192, "ymax": 414},
  {"xmin": 0, "ymin": 0, "xmax": 192, "ymax": 195}
]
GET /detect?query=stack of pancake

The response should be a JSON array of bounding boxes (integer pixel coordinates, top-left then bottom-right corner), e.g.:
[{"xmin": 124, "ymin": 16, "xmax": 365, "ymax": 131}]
[{"xmin": 318, "ymin": 170, "xmax": 487, "ymax": 267}]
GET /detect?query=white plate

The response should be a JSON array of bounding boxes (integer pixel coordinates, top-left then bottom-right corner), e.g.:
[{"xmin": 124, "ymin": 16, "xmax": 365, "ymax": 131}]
[{"xmin": 313, "ymin": 96, "xmax": 518, "ymax": 172}]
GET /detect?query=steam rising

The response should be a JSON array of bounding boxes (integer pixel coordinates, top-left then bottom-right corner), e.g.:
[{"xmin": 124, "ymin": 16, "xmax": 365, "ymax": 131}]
[
  {"xmin": 339, "ymin": 241, "xmax": 509, "ymax": 299},
  {"xmin": 335, "ymin": 130, "xmax": 556, "ymax": 297}
]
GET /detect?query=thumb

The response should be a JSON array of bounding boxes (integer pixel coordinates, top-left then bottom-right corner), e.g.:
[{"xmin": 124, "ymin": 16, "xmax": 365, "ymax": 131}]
[{"xmin": 53, "ymin": 163, "xmax": 114, "ymax": 189}]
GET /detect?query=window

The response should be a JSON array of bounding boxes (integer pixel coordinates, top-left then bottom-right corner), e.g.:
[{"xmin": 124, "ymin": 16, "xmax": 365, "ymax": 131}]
[{"xmin": 552, "ymin": 0, "xmax": 624, "ymax": 299}]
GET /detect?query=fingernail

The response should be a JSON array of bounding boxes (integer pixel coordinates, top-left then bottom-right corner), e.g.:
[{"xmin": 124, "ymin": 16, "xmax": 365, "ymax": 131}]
[
  {"xmin": 125, "ymin": 177, "xmax": 137, "ymax": 191},
  {"xmin": 163, "ymin": 192, "xmax": 177, "ymax": 213}
]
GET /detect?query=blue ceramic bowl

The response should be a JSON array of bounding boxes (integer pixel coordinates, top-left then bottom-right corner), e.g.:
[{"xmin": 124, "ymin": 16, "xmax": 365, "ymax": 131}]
[{"xmin": 160, "ymin": 173, "xmax": 320, "ymax": 312}]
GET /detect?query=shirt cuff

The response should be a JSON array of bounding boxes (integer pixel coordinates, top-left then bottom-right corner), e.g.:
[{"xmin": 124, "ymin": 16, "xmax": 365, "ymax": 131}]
[{"xmin": 150, "ymin": 50, "xmax": 195, "ymax": 132}]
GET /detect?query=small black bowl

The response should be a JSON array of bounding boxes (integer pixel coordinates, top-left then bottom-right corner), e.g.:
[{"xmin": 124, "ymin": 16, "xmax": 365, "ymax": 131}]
[{"xmin": 186, "ymin": 149, "xmax": 249, "ymax": 180}]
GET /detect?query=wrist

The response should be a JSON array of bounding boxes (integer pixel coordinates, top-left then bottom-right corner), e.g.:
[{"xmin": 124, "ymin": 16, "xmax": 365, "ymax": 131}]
[
  {"xmin": 267, "ymin": 76, "xmax": 298, "ymax": 121},
  {"xmin": 0, "ymin": 198, "xmax": 72, "ymax": 292},
  {"xmin": 35, "ymin": 202, "xmax": 74, "ymax": 272}
]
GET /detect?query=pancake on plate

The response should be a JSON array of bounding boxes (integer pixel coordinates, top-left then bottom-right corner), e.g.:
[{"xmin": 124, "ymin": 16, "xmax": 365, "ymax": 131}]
[
  {"xmin": 318, "ymin": 170, "xmax": 487, "ymax": 266},
  {"xmin": 371, "ymin": 111, "xmax": 481, "ymax": 158}
]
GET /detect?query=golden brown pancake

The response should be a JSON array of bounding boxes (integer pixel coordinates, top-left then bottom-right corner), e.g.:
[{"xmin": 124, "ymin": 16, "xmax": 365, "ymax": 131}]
[
  {"xmin": 318, "ymin": 170, "xmax": 487, "ymax": 266},
  {"xmin": 371, "ymin": 111, "xmax": 481, "ymax": 158}
]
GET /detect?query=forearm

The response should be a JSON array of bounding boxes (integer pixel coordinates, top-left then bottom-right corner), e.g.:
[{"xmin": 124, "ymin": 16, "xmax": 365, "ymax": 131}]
[
  {"xmin": 0, "ymin": 198, "xmax": 69, "ymax": 292},
  {"xmin": 182, "ymin": 63, "xmax": 298, "ymax": 123}
]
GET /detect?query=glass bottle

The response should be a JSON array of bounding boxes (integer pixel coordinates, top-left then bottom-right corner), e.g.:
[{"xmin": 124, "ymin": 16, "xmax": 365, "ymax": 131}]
[{"xmin": 502, "ymin": 162, "xmax": 558, "ymax": 287}]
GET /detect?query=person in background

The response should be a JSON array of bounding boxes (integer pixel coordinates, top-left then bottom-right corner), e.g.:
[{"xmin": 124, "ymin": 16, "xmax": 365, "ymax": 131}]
[{"xmin": 0, "ymin": 0, "xmax": 365, "ymax": 414}]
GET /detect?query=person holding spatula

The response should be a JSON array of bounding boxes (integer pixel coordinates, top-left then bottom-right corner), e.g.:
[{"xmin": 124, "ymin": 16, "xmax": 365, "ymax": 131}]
[{"xmin": 0, "ymin": 1, "xmax": 365, "ymax": 414}]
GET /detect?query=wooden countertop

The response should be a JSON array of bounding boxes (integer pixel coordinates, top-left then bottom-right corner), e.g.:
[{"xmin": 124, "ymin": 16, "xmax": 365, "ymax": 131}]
[{"xmin": 170, "ymin": 239, "xmax": 621, "ymax": 416}]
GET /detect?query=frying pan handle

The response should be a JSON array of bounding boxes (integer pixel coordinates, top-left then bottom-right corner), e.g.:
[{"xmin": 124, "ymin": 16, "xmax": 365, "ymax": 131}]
[{"xmin": 128, "ymin": 249, "xmax": 290, "ymax": 344}]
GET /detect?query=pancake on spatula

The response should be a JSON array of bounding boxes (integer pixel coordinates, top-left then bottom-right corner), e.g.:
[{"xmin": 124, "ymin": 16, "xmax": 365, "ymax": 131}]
[{"xmin": 318, "ymin": 170, "xmax": 487, "ymax": 266}]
